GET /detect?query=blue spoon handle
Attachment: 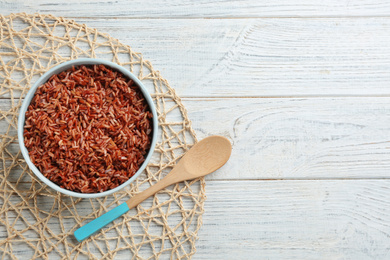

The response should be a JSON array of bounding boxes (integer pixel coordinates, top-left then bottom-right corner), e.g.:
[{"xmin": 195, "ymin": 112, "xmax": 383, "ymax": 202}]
[{"xmin": 74, "ymin": 202, "xmax": 130, "ymax": 242}]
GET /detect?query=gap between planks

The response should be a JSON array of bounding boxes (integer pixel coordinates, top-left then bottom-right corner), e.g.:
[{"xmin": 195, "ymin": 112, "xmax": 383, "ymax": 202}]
[
  {"xmin": 42, "ymin": 16, "xmax": 390, "ymax": 19},
  {"xmin": 4, "ymin": 95, "xmax": 390, "ymax": 101}
]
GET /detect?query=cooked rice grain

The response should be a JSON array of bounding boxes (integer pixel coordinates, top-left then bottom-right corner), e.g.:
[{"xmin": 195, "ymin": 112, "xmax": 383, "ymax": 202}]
[{"xmin": 24, "ymin": 64, "xmax": 153, "ymax": 193}]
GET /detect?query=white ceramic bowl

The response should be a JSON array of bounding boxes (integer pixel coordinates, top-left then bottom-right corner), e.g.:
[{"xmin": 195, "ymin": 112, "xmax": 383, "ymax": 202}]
[{"xmin": 18, "ymin": 58, "xmax": 158, "ymax": 198}]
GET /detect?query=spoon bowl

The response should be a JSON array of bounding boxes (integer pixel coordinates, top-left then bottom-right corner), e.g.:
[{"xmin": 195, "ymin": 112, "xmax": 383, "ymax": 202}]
[{"xmin": 170, "ymin": 135, "xmax": 232, "ymax": 181}]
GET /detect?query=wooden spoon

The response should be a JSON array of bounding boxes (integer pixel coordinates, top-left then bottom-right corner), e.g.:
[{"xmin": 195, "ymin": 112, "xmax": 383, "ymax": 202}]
[{"xmin": 74, "ymin": 135, "xmax": 232, "ymax": 242}]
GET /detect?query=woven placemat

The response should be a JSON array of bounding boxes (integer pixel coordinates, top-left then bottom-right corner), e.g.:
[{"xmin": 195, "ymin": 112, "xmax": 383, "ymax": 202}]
[{"xmin": 0, "ymin": 13, "xmax": 206, "ymax": 259}]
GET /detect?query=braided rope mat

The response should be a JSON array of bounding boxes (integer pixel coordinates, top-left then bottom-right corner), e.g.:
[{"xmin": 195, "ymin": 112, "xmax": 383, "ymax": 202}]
[{"xmin": 0, "ymin": 13, "xmax": 206, "ymax": 259}]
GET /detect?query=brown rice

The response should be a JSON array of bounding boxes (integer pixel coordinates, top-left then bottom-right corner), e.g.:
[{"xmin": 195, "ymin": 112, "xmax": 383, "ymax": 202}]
[{"xmin": 24, "ymin": 64, "xmax": 153, "ymax": 193}]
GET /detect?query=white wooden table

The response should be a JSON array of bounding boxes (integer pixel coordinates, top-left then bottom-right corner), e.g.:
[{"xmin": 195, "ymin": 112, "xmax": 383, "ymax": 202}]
[{"xmin": 3, "ymin": 1, "xmax": 390, "ymax": 259}]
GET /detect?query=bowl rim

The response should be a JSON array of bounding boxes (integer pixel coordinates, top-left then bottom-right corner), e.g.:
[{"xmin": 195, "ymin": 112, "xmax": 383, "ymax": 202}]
[{"xmin": 17, "ymin": 58, "xmax": 158, "ymax": 198}]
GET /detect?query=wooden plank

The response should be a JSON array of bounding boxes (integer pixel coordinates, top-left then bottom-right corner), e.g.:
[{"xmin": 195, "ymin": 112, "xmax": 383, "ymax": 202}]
[
  {"xmin": 2, "ymin": 1, "xmax": 390, "ymax": 18},
  {"xmin": 4, "ymin": 18, "xmax": 390, "ymax": 98},
  {"xmin": 195, "ymin": 180, "xmax": 390, "ymax": 259},
  {"xmin": 82, "ymin": 18, "xmax": 390, "ymax": 97},
  {"xmin": 3, "ymin": 97, "xmax": 390, "ymax": 180},
  {"xmin": 182, "ymin": 97, "xmax": 390, "ymax": 180},
  {"xmin": 3, "ymin": 179, "xmax": 390, "ymax": 259}
]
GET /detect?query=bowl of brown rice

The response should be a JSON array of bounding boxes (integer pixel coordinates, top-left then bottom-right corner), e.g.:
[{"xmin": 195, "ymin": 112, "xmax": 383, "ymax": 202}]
[{"xmin": 18, "ymin": 58, "xmax": 158, "ymax": 198}]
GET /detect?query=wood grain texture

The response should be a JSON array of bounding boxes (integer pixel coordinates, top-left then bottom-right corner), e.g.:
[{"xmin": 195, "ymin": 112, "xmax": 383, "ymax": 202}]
[
  {"xmin": 2, "ymin": 1, "xmax": 390, "ymax": 18},
  {"xmin": 183, "ymin": 97, "xmax": 390, "ymax": 180},
  {"xmin": 3, "ymin": 18, "xmax": 390, "ymax": 98},
  {"xmin": 3, "ymin": 180, "xmax": 390, "ymax": 259},
  {"xmin": 59, "ymin": 18, "xmax": 390, "ymax": 97},
  {"xmin": 195, "ymin": 180, "xmax": 390, "ymax": 259}
]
